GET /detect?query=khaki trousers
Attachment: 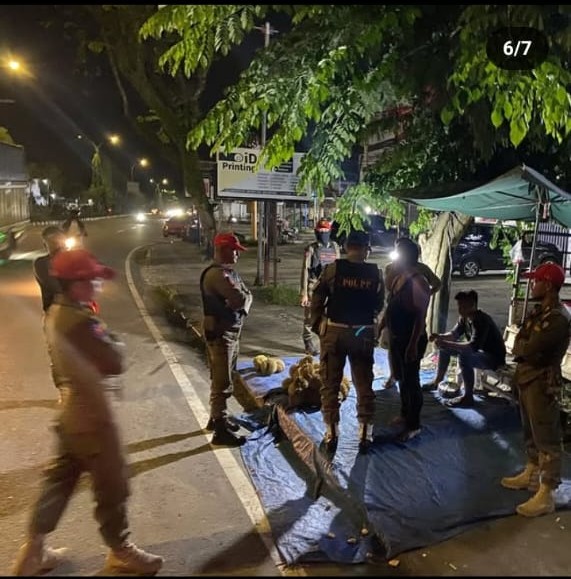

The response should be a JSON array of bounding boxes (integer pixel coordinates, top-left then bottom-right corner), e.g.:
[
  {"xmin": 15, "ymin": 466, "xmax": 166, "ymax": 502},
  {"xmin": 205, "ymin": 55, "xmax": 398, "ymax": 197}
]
[{"xmin": 30, "ymin": 423, "xmax": 130, "ymax": 549}]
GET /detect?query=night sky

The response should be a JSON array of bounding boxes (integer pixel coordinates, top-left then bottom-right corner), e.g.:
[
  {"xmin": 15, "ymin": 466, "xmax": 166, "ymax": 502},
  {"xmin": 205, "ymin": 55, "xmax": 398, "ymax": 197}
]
[
  {"xmin": 0, "ymin": 6, "xmax": 130, "ymax": 191},
  {"xmin": 0, "ymin": 5, "xmax": 265, "ymax": 197}
]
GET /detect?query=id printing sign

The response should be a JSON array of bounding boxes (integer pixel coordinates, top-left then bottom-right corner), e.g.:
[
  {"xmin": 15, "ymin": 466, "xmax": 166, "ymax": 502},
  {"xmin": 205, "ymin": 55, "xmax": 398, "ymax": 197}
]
[{"xmin": 216, "ymin": 148, "xmax": 311, "ymax": 201}]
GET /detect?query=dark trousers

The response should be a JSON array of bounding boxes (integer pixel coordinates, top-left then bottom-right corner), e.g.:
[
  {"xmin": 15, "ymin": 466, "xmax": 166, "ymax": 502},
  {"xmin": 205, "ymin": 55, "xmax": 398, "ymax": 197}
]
[
  {"xmin": 302, "ymin": 304, "xmax": 316, "ymax": 349},
  {"xmin": 206, "ymin": 329, "xmax": 241, "ymax": 420},
  {"xmin": 390, "ymin": 334, "xmax": 428, "ymax": 430},
  {"xmin": 319, "ymin": 325, "xmax": 375, "ymax": 425},
  {"xmin": 519, "ymin": 381, "xmax": 562, "ymax": 489},
  {"xmin": 30, "ymin": 423, "xmax": 130, "ymax": 549}
]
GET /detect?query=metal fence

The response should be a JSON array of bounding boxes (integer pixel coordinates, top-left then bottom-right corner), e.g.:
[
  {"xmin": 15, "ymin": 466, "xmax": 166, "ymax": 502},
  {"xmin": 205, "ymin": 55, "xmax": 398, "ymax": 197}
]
[{"xmin": 537, "ymin": 221, "xmax": 571, "ymax": 271}]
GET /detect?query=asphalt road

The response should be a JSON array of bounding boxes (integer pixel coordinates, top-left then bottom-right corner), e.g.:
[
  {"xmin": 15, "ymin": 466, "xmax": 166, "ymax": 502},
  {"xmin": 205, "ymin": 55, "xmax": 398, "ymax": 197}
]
[
  {"xmin": 0, "ymin": 217, "xmax": 569, "ymax": 577},
  {"xmin": 0, "ymin": 218, "xmax": 281, "ymax": 577}
]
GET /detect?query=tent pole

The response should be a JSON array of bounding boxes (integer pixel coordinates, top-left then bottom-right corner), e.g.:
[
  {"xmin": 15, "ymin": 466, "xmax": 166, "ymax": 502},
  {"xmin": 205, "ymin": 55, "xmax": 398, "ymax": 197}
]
[{"xmin": 521, "ymin": 185, "xmax": 544, "ymax": 324}]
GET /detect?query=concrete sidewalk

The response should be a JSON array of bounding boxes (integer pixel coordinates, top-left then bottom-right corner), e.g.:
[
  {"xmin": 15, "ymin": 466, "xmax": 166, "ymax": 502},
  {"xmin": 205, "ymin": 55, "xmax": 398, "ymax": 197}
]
[{"xmin": 137, "ymin": 236, "xmax": 392, "ymax": 361}]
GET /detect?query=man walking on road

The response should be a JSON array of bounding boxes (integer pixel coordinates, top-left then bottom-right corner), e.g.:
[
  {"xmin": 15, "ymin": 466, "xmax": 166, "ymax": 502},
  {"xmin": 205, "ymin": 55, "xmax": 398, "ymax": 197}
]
[
  {"xmin": 13, "ymin": 249, "xmax": 163, "ymax": 576},
  {"xmin": 300, "ymin": 218, "xmax": 340, "ymax": 355},
  {"xmin": 310, "ymin": 230, "xmax": 384, "ymax": 453},
  {"xmin": 501, "ymin": 263, "xmax": 570, "ymax": 517},
  {"xmin": 200, "ymin": 233, "xmax": 253, "ymax": 447}
]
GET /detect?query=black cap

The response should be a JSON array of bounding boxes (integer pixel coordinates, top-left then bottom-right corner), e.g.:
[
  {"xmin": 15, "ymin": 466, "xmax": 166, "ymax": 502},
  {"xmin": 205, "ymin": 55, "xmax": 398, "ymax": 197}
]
[{"xmin": 346, "ymin": 230, "xmax": 370, "ymax": 247}]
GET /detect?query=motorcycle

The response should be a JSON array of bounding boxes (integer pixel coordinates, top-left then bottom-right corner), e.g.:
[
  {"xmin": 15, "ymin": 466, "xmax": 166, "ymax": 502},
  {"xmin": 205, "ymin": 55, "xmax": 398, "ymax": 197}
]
[{"xmin": 278, "ymin": 226, "xmax": 299, "ymax": 244}]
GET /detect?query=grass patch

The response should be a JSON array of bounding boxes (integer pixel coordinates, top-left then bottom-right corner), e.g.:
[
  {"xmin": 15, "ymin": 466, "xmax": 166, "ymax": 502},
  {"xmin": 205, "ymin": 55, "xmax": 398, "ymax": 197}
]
[{"xmin": 252, "ymin": 284, "xmax": 299, "ymax": 306}]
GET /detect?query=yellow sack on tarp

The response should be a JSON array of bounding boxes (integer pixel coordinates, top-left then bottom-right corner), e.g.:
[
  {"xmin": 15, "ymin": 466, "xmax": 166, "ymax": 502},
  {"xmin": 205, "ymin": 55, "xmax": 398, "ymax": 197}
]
[
  {"xmin": 282, "ymin": 355, "xmax": 350, "ymax": 409},
  {"xmin": 253, "ymin": 354, "xmax": 286, "ymax": 376}
]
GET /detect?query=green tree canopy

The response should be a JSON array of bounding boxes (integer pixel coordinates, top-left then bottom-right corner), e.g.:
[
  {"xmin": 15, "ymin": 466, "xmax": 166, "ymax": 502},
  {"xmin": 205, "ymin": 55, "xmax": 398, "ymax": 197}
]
[{"xmin": 144, "ymin": 5, "xmax": 571, "ymax": 199}]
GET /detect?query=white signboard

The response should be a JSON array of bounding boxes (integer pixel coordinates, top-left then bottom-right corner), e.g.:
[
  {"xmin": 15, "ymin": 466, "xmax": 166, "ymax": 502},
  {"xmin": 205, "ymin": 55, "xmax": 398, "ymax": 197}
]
[{"xmin": 217, "ymin": 148, "xmax": 311, "ymax": 201}]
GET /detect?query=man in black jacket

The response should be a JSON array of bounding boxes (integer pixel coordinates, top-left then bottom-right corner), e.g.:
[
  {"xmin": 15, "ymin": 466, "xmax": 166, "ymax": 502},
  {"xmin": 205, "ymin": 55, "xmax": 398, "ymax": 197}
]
[
  {"xmin": 33, "ymin": 226, "xmax": 67, "ymax": 312},
  {"xmin": 425, "ymin": 290, "xmax": 506, "ymax": 407}
]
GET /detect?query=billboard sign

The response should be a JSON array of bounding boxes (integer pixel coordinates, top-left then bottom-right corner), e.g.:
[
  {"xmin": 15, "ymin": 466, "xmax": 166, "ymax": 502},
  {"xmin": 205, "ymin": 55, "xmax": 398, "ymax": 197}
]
[{"xmin": 216, "ymin": 148, "xmax": 311, "ymax": 201}]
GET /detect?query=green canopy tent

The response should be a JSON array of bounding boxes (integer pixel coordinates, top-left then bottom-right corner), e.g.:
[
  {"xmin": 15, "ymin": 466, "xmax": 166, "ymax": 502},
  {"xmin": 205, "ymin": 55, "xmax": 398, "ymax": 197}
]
[
  {"xmin": 403, "ymin": 164, "xmax": 571, "ymax": 322},
  {"xmin": 405, "ymin": 165, "xmax": 571, "ymax": 226}
]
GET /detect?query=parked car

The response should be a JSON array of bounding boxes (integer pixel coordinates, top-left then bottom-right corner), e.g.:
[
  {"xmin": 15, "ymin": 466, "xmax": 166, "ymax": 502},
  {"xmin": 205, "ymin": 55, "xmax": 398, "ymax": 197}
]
[
  {"xmin": 452, "ymin": 224, "xmax": 563, "ymax": 278},
  {"xmin": 331, "ymin": 215, "xmax": 408, "ymax": 249},
  {"xmin": 162, "ymin": 215, "xmax": 196, "ymax": 238}
]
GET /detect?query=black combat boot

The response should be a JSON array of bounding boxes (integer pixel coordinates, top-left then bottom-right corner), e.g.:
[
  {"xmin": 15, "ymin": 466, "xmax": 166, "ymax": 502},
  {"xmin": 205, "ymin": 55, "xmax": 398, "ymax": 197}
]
[
  {"xmin": 211, "ymin": 419, "xmax": 246, "ymax": 447},
  {"xmin": 205, "ymin": 415, "xmax": 240, "ymax": 432}
]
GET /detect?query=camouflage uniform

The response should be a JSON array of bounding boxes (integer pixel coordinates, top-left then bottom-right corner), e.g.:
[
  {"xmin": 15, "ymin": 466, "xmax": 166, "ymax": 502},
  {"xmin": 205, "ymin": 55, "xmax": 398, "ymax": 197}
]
[
  {"xmin": 300, "ymin": 241, "xmax": 340, "ymax": 352},
  {"xmin": 200, "ymin": 263, "xmax": 253, "ymax": 421},
  {"xmin": 512, "ymin": 302, "xmax": 571, "ymax": 489},
  {"xmin": 310, "ymin": 259, "xmax": 384, "ymax": 425}
]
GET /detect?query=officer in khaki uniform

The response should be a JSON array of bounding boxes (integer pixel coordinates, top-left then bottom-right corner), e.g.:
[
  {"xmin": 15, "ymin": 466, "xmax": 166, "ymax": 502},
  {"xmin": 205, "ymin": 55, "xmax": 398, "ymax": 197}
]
[
  {"xmin": 501, "ymin": 263, "xmax": 571, "ymax": 517},
  {"xmin": 310, "ymin": 230, "xmax": 384, "ymax": 452},
  {"xmin": 300, "ymin": 219, "xmax": 340, "ymax": 355},
  {"xmin": 13, "ymin": 250, "xmax": 163, "ymax": 577},
  {"xmin": 200, "ymin": 233, "xmax": 253, "ymax": 447}
]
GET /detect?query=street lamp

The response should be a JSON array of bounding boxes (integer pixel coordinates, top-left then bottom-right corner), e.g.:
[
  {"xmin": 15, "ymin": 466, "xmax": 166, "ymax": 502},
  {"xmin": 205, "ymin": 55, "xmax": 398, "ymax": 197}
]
[
  {"xmin": 130, "ymin": 157, "xmax": 149, "ymax": 181},
  {"xmin": 77, "ymin": 133, "xmax": 120, "ymax": 189},
  {"xmin": 1, "ymin": 56, "xmax": 26, "ymax": 104}
]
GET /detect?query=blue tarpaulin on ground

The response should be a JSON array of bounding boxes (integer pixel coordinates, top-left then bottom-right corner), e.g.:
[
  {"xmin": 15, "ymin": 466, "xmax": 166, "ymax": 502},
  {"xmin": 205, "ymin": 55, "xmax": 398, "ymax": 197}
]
[{"xmin": 238, "ymin": 351, "xmax": 571, "ymax": 565}]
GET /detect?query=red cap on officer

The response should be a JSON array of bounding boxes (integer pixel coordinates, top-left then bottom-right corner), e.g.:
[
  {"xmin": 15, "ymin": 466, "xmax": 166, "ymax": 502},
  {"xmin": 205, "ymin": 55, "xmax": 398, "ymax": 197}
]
[
  {"xmin": 523, "ymin": 263, "xmax": 565, "ymax": 289},
  {"xmin": 213, "ymin": 232, "xmax": 247, "ymax": 251},
  {"xmin": 50, "ymin": 249, "xmax": 115, "ymax": 280},
  {"xmin": 315, "ymin": 219, "xmax": 332, "ymax": 232}
]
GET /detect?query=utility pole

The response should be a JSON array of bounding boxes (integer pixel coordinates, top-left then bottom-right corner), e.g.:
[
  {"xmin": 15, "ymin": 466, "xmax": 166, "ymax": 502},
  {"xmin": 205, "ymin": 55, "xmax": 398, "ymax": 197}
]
[{"xmin": 254, "ymin": 21, "xmax": 276, "ymax": 286}]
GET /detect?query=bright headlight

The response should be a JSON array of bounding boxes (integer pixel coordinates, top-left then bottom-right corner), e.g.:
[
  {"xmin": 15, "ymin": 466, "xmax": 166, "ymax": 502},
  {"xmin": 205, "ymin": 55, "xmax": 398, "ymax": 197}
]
[
  {"xmin": 389, "ymin": 250, "xmax": 399, "ymax": 262},
  {"xmin": 136, "ymin": 212, "xmax": 147, "ymax": 222}
]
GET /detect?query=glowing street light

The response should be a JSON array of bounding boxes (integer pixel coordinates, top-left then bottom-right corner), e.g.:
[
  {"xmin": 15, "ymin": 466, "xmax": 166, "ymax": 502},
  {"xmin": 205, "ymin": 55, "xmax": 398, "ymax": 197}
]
[
  {"xmin": 1, "ymin": 56, "xmax": 27, "ymax": 104},
  {"xmin": 130, "ymin": 157, "xmax": 149, "ymax": 181},
  {"xmin": 76, "ymin": 133, "xmax": 121, "ymax": 189}
]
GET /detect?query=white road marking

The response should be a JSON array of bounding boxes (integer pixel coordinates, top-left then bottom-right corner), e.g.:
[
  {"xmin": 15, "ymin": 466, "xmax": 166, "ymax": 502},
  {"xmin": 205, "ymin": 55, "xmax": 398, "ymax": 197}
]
[
  {"xmin": 125, "ymin": 245, "xmax": 295, "ymax": 576},
  {"xmin": 9, "ymin": 250, "xmax": 45, "ymax": 261}
]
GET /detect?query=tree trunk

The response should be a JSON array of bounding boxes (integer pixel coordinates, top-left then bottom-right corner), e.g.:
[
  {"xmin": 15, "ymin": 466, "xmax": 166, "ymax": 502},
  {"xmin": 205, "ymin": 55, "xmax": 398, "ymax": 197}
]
[
  {"xmin": 418, "ymin": 212, "xmax": 473, "ymax": 343},
  {"xmin": 179, "ymin": 145, "xmax": 216, "ymax": 257}
]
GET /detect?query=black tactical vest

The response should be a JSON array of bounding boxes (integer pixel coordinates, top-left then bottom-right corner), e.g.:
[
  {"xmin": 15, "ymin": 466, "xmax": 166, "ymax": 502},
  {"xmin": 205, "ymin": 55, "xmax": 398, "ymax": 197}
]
[
  {"xmin": 326, "ymin": 259, "xmax": 380, "ymax": 325},
  {"xmin": 199, "ymin": 264, "xmax": 241, "ymax": 327},
  {"xmin": 309, "ymin": 243, "xmax": 337, "ymax": 280}
]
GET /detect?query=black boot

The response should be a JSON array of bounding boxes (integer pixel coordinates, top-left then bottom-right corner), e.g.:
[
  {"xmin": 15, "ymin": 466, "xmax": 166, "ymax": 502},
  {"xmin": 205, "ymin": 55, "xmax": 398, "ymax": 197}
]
[
  {"xmin": 211, "ymin": 419, "xmax": 246, "ymax": 447},
  {"xmin": 205, "ymin": 416, "xmax": 240, "ymax": 432}
]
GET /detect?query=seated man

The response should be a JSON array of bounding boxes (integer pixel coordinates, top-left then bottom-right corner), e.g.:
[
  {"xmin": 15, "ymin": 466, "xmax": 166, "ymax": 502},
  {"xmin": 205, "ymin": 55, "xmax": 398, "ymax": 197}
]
[{"xmin": 424, "ymin": 290, "xmax": 506, "ymax": 407}]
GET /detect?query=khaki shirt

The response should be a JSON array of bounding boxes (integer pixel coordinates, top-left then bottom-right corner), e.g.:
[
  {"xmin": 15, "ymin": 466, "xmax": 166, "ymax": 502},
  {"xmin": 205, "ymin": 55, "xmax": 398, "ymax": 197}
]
[
  {"xmin": 513, "ymin": 301, "xmax": 571, "ymax": 389},
  {"xmin": 201, "ymin": 263, "xmax": 253, "ymax": 337},
  {"xmin": 45, "ymin": 295, "xmax": 124, "ymax": 433}
]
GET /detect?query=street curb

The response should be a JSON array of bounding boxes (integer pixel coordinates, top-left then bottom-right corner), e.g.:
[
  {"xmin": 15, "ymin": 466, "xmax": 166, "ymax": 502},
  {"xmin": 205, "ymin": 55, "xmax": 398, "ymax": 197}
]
[
  {"xmin": 129, "ymin": 244, "xmax": 260, "ymax": 411},
  {"xmin": 132, "ymin": 244, "xmax": 205, "ymax": 344}
]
